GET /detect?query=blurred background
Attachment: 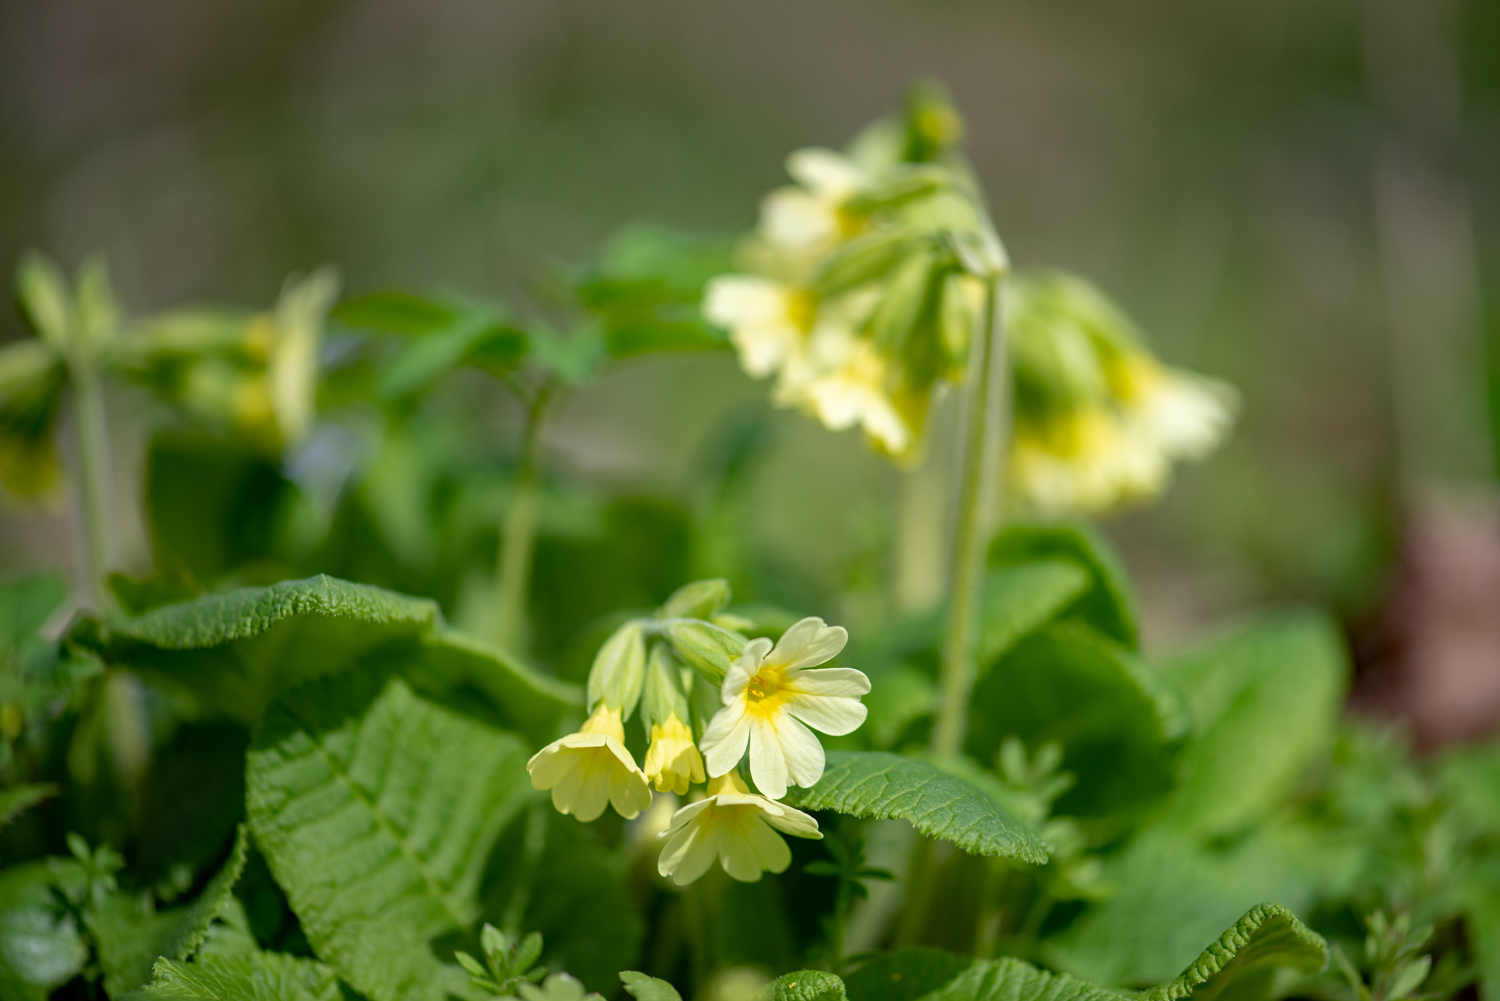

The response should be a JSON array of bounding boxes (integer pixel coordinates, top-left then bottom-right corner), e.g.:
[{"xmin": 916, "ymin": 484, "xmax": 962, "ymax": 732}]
[{"xmin": 2, "ymin": 0, "xmax": 1497, "ymax": 743}]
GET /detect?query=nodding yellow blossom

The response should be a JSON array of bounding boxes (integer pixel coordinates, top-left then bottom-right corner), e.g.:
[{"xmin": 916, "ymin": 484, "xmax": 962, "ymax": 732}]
[
  {"xmin": 699, "ymin": 616, "xmax": 869, "ymax": 800},
  {"xmin": 527, "ymin": 703, "xmax": 652, "ymax": 822},
  {"xmin": 656, "ymin": 772, "xmax": 822, "ymax": 886},
  {"xmin": 703, "ymin": 277, "xmax": 817, "ymax": 379},
  {"xmin": 759, "ymin": 149, "xmax": 869, "ymax": 256},
  {"xmin": 782, "ymin": 326, "xmax": 912, "ymax": 459},
  {"xmin": 644, "ymin": 713, "xmax": 706, "ymax": 795},
  {"xmin": 1109, "ymin": 354, "xmax": 1236, "ymax": 464}
]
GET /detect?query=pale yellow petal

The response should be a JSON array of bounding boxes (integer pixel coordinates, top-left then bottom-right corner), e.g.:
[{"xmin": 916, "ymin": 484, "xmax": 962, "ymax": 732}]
[
  {"xmin": 769, "ymin": 617, "xmax": 847, "ymax": 670},
  {"xmin": 701, "ymin": 703, "xmax": 752, "ymax": 778},
  {"xmin": 747, "ymin": 718, "xmax": 789, "ymax": 800}
]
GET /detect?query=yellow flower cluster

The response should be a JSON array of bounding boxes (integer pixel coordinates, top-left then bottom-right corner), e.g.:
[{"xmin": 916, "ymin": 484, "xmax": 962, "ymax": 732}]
[
  {"xmin": 704, "ymin": 90, "xmax": 1003, "ymax": 466},
  {"xmin": 1008, "ymin": 271, "xmax": 1237, "ymax": 515},
  {"xmin": 526, "ymin": 587, "xmax": 871, "ymax": 886}
]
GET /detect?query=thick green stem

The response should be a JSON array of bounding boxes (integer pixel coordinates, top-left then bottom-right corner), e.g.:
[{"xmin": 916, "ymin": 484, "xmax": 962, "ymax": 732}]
[
  {"xmin": 931, "ymin": 275, "xmax": 1007, "ymax": 759},
  {"xmin": 71, "ymin": 362, "xmax": 114, "ymax": 611},
  {"xmin": 493, "ymin": 384, "xmax": 554, "ymax": 652}
]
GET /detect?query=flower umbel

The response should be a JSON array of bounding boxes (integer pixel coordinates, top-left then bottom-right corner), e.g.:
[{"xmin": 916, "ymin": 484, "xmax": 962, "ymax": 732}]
[
  {"xmin": 699, "ymin": 616, "xmax": 870, "ymax": 799},
  {"xmin": 644, "ymin": 713, "xmax": 706, "ymax": 795},
  {"xmin": 656, "ymin": 772, "xmax": 822, "ymax": 885},
  {"xmin": 526, "ymin": 703, "xmax": 652, "ymax": 822}
]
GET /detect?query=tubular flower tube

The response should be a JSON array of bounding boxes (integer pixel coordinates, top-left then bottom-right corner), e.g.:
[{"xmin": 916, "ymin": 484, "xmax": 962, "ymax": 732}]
[
  {"xmin": 644, "ymin": 713, "xmax": 706, "ymax": 795},
  {"xmin": 699, "ymin": 616, "xmax": 870, "ymax": 800},
  {"xmin": 526, "ymin": 703, "xmax": 652, "ymax": 822},
  {"xmin": 656, "ymin": 772, "xmax": 822, "ymax": 886}
]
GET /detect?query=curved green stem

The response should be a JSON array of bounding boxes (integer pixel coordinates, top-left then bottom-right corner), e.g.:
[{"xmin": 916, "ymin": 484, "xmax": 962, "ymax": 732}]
[
  {"xmin": 931, "ymin": 274, "xmax": 1007, "ymax": 759},
  {"xmin": 493, "ymin": 382, "xmax": 555, "ymax": 653},
  {"xmin": 71, "ymin": 362, "xmax": 114, "ymax": 611}
]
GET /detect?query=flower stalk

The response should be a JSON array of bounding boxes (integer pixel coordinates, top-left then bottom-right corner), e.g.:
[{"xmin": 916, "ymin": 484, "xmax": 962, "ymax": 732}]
[
  {"xmin": 494, "ymin": 379, "xmax": 555, "ymax": 652},
  {"xmin": 70, "ymin": 358, "xmax": 114, "ymax": 612},
  {"xmin": 931, "ymin": 274, "xmax": 1007, "ymax": 759}
]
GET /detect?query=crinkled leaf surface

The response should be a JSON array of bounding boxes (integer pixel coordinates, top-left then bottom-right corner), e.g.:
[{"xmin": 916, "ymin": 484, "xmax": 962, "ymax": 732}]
[
  {"xmin": 132, "ymin": 952, "xmax": 340, "ymax": 1001},
  {"xmin": 409, "ymin": 629, "xmax": 582, "ymax": 747},
  {"xmin": 968, "ymin": 622, "xmax": 1184, "ymax": 829},
  {"xmin": 1138, "ymin": 903, "xmax": 1327, "ymax": 1001},
  {"xmin": 917, "ymin": 957, "xmax": 1120, "ymax": 1001},
  {"xmin": 0, "ymin": 860, "xmax": 88, "ymax": 1001},
  {"xmin": 1157, "ymin": 612, "xmax": 1347, "ymax": 837},
  {"xmin": 246, "ymin": 673, "xmax": 530, "ymax": 1001},
  {"xmin": 84, "ymin": 576, "xmax": 439, "ymax": 725},
  {"xmin": 988, "ymin": 523, "xmax": 1138, "ymax": 649},
  {"xmin": 1042, "ymin": 825, "xmax": 1354, "ymax": 988},
  {"xmin": 845, "ymin": 948, "xmax": 973, "ymax": 1001},
  {"xmin": 95, "ymin": 826, "xmax": 250, "ymax": 998},
  {"xmin": 976, "ymin": 561, "xmax": 1091, "ymax": 669},
  {"xmin": 782, "ymin": 751, "xmax": 1048, "ymax": 863},
  {"xmin": 770, "ymin": 970, "xmax": 845, "ymax": 1001}
]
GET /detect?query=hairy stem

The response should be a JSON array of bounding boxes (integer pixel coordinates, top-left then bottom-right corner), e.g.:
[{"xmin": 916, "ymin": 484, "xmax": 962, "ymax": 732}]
[
  {"xmin": 931, "ymin": 275, "xmax": 1007, "ymax": 758},
  {"xmin": 493, "ymin": 382, "xmax": 555, "ymax": 653},
  {"xmin": 71, "ymin": 362, "xmax": 114, "ymax": 611}
]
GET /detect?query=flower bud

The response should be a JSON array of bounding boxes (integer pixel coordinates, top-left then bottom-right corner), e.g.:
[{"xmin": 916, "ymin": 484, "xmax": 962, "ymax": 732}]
[
  {"xmin": 664, "ymin": 620, "xmax": 747, "ymax": 683},
  {"xmin": 586, "ymin": 621, "xmax": 647, "ymax": 720},
  {"xmin": 655, "ymin": 579, "xmax": 732, "ymax": 621}
]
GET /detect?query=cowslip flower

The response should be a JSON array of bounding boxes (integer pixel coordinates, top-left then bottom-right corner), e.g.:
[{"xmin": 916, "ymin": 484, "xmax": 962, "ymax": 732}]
[
  {"xmin": 702, "ymin": 276, "xmax": 816, "ymax": 378},
  {"xmin": 699, "ymin": 616, "xmax": 870, "ymax": 800},
  {"xmin": 526, "ymin": 702, "xmax": 652, "ymax": 822},
  {"xmin": 656, "ymin": 772, "xmax": 821, "ymax": 885},
  {"xmin": 1110, "ymin": 354, "xmax": 1236, "ymax": 464},
  {"xmin": 644, "ymin": 713, "xmax": 705, "ymax": 795},
  {"xmin": 759, "ymin": 148, "xmax": 869, "ymax": 256},
  {"xmin": 781, "ymin": 327, "xmax": 912, "ymax": 459}
]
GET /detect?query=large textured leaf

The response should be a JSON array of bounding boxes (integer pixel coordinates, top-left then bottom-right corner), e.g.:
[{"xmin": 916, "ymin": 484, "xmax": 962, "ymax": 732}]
[
  {"xmin": 85, "ymin": 576, "xmax": 439, "ymax": 725},
  {"xmin": 246, "ymin": 673, "xmax": 531, "ymax": 1001},
  {"xmin": 95, "ymin": 826, "xmax": 250, "ymax": 997},
  {"xmin": 844, "ymin": 948, "xmax": 973, "ymax": 1001},
  {"xmin": 409, "ymin": 629, "xmax": 582, "ymax": 747},
  {"xmin": 0, "ymin": 860, "xmax": 88, "ymax": 1001},
  {"xmin": 769, "ymin": 971, "xmax": 845, "ymax": 1001},
  {"xmin": 919, "ymin": 956, "xmax": 1121, "ymax": 1001},
  {"xmin": 1042, "ymin": 825, "xmax": 1355, "ymax": 988},
  {"xmin": 1138, "ymin": 903, "xmax": 1327, "ymax": 1001},
  {"xmin": 976, "ymin": 561, "xmax": 1091, "ymax": 669},
  {"xmin": 988, "ymin": 523, "xmax": 1138, "ymax": 649},
  {"xmin": 132, "ymin": 952, "xmax": 340, "ymax": 1001},
  {"xmin": 782, "ymin": 752, "xmax": 1048, "ymax": 863},
  {"xmin": 1157, "ymin": 613, "xmax": 1347, "ymax": 837},
  {"xmin": 968, "ymin": 622, "xmax": 1184, "ymax": 828}
]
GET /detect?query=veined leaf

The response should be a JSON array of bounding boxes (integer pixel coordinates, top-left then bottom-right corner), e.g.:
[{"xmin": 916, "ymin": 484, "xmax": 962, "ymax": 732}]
[
  {"xmin": 968, "ymin": 622, "xmax": 1184, "ymax": 829},
  {"xmin": 0, "ymin": 860, "xmax": 89, "ymax": 1001},
  {"xmin": 781, "ymin": 751, "xmax": 1048, "ymax": 863},
  {"xmin": 769, "ymin": 970, "xmax": 846, "ymax": 1001},
  {"xmin": 246, "ymin": 674, "xmax": 531, "ymax": 1001},
  {"xmin": 988, "ymin": 523, "xmax": 1138, "ymax": 649},
  {"xmin": 1139, "ymin": 903, "xmax": 1328, "ymax": 1001},
  {"xmin": 83, "ymin": 576, "xmax": 439, "ymax": 725},
  {"xmin": 918, "ymin": 956, "xmax": 1120, "ymax": 1001},
  {"xmin": 976, "ymin": 560, "xmax": 1091, "ymax": 668},
  {"xmin": 1157, "ymin": 613, "xmax": 1347, "ymax": 837},
  {"xmin": 844, "ymin": 948, "xmax": 972, "ymax": 1001},
  {"xmin": 0, "ymin": 784, "xmax": 57, "ymax": 829},
  {"xmin": 409, "ymin": 629, "xmax": 583, "ymax": 747},
  {"xmin": 619, "ymin": 972, "xmax": 682, "ymax": 1001},
  {"xmin": 132, "ymin": 951, "xmax": 340, "ymax": 1001},
  {"xmin": 94, "ymin": 826, "xmax": 250, "ymax": 998}
]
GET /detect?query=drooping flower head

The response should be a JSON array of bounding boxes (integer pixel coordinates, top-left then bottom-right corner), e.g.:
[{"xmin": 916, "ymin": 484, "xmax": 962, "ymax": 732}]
[
  {"xmin": 527, "ymin": 621, "xmax": 653, "ymax": 821},
  {"xmin": 640, "ymin": 643, "xmax": 706, "ymax": 795},
  {"xmin": 699, "ymin": 616, "xmax": 870, "ymax": 800},
  {"xmin": 1008, "ymin": 270, "xmax": 1237, "ymax": 515},
  {"xmin": 656, "ymin": 772, "xmax": 822, "ymax": 885}
]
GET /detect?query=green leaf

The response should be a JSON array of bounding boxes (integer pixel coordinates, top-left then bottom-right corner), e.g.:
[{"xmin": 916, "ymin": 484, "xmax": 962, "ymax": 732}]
[
  {"xmin": 132, "ymin": 951, "xmax": 341, "ymax": 1001},
  {"xmin": 15, "ymin": 251, "xmax": 72, "ymax": 352},
  {"xmin": 781, "ymin": 751, "xmax": 1049, "ymax": 863},
  {"xmin": 619, "ymin": 972, "xmax": 683, "ymax": 1001},
  {"xmin": 84, "ymin": 575, "xmax": 440, "ymax": 725},
  {"xmin": 656, "ymin": 579, "xmax": 732, "ymax": 621},
  {"xmin": 767, "ymin": 970, "xmax": 845, "ymax": 1001},
  {"xmin": 376, "ymin": 315, "xmax": 526, "ymax": 398},
  {"xmin": 334, "ymin": 290, "xmax": 454, "ymax": 335},
  {"xmin": 843, "ymin": 948, "xmax": 973, "ymax": 1001},
  {"xmin": 246, "ymin": 674, "xmax": 531, "ymax": 1001},
  {"xmin": 407, "ymin": 629, "xmax": 583, "ymax": 747},
  {"xmin": 977, "ymin": 560, "xmax": 1092, "ymax": 668},
  {"xmin": 1041, "ymin": 825, "xmax": 1354, "ymax": 987},
  {"xmin": 94, "ymin": 826, "xmax": 250, "ymax": 997},
  {"xmin": 918, "ymin": 957, "xmax": 1120, "ymax": 1001},
  {"xmin": 0, "ymin": 783, "xmax": 57, "ymax": 829},
  {"xmin": 1139, "ymin": 903, "xmax": 1328, "ymax": 1001},
  {"xmin": 989, "ymin": 523, "xmax": 1139, "ymax": 649},
  {"xmin": 518, "ymin": 973, "xmax": 602, "ymax": 1001},
  {"xmin": 967, "ymin": 622, "xmax": 1184, "ymax": 829},
  {"xmin": 0, "ymin": 860, "xmax": 89, "ymax": 1001},
  {"xmin": 1157, "ymin": 612, "xmax": 1348, "ymax": 837}
]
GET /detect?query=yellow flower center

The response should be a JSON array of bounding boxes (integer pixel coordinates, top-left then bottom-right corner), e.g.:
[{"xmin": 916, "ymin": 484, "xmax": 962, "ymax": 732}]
[
  {"xmin": 744, "ymin": 664, "xmax": 791, "ymax": 719},
  {"xmin": 787, "ymin": 289, "xmax": 819, "ymax": 333}
]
